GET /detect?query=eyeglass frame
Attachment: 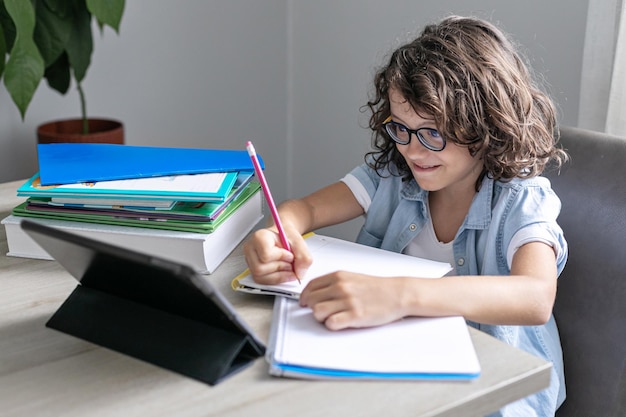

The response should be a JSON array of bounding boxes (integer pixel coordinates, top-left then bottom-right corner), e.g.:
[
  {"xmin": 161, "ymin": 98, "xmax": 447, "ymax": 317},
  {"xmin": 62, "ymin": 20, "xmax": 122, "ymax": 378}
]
[{"xmin": 382, "ymin": 116, "xmax": 446, "ymax": 151}]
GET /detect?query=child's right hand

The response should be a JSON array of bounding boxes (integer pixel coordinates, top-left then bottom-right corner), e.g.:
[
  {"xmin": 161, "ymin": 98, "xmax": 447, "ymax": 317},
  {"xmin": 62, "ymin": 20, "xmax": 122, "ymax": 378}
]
[{"xmin": 243, "ymin": 227, "xmax": 312, "ymax": 285}]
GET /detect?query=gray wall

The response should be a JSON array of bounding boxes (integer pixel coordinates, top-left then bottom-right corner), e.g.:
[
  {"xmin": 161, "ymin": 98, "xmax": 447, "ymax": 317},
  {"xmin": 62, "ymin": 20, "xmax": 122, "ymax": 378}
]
[
  {"xmin": 289, "ymin": 1, "xmax": 588, "ymax": 239},
  {"xmin": 0, "ymin": 1, "xmax": 588, "ymax": 240},
  {"xmin": 0, "ymin": 1, "xmax": 289, "ymax": 194}
]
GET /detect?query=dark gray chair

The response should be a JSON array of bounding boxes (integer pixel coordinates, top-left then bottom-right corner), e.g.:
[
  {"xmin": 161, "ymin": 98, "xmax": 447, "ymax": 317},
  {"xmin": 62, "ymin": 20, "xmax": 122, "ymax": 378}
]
[{"xmin": 544, "ymin": 126, "xmax": 626, "ymax": 417}]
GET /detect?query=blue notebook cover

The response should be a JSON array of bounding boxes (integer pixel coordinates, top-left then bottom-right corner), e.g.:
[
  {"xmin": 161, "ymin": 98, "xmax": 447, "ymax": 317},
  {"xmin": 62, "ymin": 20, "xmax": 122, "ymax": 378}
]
[{"xmin": 37, "ymin": 144, "xmax": 264, "ymax": 186}]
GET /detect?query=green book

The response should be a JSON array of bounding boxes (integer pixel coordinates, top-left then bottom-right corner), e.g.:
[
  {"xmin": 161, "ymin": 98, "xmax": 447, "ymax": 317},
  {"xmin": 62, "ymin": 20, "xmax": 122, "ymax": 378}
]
[{"xmin": 13, "ymin": 182, "xmax": 261, "ymax": 234}]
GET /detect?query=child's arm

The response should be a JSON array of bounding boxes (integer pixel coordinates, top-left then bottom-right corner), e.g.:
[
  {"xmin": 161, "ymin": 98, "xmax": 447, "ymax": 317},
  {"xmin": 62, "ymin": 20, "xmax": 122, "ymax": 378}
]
[
  {"xmin": 243, "ymin": 181, "xmax": 364, "ymax": 285},
  {"xmin": 299, "ymin": 241, "xmax": 558, "ymax": 330}
]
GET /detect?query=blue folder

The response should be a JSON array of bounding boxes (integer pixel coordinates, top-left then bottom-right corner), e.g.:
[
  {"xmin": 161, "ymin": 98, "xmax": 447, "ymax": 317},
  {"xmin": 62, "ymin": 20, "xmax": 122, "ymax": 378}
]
[{"xmin": 37, "ymin": 143, "xmax": 264, "ymax": 186}]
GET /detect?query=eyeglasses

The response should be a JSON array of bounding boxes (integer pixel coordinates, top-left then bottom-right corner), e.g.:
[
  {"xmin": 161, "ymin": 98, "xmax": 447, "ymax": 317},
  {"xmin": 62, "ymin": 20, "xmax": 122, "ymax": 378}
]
[{"xmin": 382, "ymin": 116, "xmax": 446, "ymax": 151}]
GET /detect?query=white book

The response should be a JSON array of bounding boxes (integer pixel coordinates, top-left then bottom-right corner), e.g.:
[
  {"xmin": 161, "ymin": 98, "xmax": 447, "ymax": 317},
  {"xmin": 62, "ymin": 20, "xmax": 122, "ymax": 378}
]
[{"xmin": 2, "ymin": 190, "xmax": 263, "ymax": 274}]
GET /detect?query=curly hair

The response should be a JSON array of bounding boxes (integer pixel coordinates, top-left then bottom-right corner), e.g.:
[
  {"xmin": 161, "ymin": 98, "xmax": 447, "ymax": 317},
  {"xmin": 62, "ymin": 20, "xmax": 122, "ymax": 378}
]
[{"xmin": 364, "ymin": 16, "xmax": 568, "ymax": 189}]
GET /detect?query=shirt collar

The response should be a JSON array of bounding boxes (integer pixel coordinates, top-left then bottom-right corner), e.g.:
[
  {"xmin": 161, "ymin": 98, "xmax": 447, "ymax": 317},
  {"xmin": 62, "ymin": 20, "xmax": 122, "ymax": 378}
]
[
  {"xmin": 400, "ymin": 175, "xmax": 494, "ymax": 230},
  {"xmin": 464, "ymin": 176, "xmax": 493, "ymax": 230}
]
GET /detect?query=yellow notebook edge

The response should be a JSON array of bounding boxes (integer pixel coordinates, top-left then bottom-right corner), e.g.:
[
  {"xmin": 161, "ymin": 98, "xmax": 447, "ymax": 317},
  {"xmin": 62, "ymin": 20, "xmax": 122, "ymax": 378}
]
[{"xmin": 230, "ymin": 232, "xmax": 316, "ymax": 291}]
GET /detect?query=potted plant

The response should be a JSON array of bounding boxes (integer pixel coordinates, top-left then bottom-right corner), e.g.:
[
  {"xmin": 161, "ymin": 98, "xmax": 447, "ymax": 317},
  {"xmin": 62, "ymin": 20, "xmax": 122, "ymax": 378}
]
[{"xmin": 0, "ymin": 0, "xmax": 125, "ymax": 144}]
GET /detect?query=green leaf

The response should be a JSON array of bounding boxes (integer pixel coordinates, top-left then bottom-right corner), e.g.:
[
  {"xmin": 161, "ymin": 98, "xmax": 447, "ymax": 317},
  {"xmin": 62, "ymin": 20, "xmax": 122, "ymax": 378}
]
[
  {"xmin": 3, "ymin": 0, "xmax": 45, "ymax": 119},
  {"xmin": 0, "ymin": 22, "xmax": 6, "ymax": 79},
  {"xmin": 43, "ymin": 0, "xmax": 72, "ymax": 18},
  {"xmin": 44, "ymin": 50, "xmax": 70, "ymax": 94},
  {"xmin": 34, "ymin": 0, "xmax": 72, "ymax": 66},
  {"xmin": 65, "ymin": 0, "xmax": 92, "ymax": 83},
  {"xmin": 86, "ymin": 0, "xmax": 124, "ymax": 33},
  {"xmin": 0, "ymin": 0, "xmax": 17, "ymax": 49},
  {"xmin": 4, "ymin": 0, "xmax": 36, "ymax": 34},
  {"xmin": 4, "ymin": 42, "xmax": 44, "ymax": 118}
]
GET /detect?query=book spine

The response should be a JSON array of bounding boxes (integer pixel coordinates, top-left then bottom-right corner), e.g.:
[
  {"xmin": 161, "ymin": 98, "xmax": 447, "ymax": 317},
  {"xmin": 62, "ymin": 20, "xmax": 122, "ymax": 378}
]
[
  {"xmin": 266, "ymin": 296, "xmax": 290, "ymax": 377},
  {"xmin": 3, "ymin": 217, "xmax": 52, "ymax": 259}
]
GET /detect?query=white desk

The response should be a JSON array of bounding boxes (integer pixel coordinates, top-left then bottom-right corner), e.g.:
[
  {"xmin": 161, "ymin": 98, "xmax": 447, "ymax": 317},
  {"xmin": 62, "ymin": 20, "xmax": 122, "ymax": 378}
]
[{"xmin": 0, "ymin": 179, "xmax": 551, "ymax": 417}]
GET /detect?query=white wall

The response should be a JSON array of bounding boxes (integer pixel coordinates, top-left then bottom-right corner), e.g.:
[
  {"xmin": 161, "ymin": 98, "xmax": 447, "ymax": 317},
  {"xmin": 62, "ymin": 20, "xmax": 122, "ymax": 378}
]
[{"xmin": 0, "ymin": 1, "xmax": 588, "ymax": 240}]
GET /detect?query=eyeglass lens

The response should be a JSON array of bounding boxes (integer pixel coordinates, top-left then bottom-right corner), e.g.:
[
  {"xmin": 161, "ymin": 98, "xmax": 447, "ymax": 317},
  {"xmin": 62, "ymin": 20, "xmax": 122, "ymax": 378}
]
[{"xmin": 384, "ymin": 122, "xmax": 445, "ymax": 151}]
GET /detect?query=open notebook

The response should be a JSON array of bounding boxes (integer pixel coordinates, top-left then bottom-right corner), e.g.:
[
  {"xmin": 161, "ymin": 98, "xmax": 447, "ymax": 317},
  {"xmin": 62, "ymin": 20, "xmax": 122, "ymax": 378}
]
[
  {"xmin": 232, "ymin": 233, "xmax": 480, "ymax": 380},
  {"xmin": 232, "ymin": 233, "xmax": 453, "ymax": 299}
]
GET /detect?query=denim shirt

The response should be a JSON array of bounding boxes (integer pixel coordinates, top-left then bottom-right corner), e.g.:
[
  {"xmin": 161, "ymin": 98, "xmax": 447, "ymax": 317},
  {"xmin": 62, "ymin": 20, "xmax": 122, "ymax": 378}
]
[{"xmin": 347, "ymin": 163, "xmax": 567, "ymax": 417}]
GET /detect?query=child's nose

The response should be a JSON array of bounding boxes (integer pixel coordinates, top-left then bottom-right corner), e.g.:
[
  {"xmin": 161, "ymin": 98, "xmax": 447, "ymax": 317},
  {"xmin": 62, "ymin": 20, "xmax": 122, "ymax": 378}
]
[{"xmin": 405, "ymin": 135, "xmax": 431, "ymax": 156}]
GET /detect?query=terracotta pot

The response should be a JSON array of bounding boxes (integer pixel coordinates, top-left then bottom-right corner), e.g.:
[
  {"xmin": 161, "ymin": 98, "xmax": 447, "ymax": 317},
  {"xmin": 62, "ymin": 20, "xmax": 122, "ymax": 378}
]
[{"xmin": 37, "ymin": 118, "xmax": 124, "ymax": 144}]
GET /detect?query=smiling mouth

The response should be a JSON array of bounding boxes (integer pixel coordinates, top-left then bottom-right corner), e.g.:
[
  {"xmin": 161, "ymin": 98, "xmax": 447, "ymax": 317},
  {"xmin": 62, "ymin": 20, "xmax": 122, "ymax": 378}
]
[{"xmin": 414, "ymin": 163, "xmax": 439, "ymax": 170}]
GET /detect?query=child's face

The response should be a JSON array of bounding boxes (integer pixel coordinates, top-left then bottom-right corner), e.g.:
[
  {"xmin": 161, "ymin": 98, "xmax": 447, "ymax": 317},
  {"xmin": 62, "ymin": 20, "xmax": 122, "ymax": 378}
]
[{"xmin": 389, "ymin": 88, "xmax": 483, "ymax": 195}]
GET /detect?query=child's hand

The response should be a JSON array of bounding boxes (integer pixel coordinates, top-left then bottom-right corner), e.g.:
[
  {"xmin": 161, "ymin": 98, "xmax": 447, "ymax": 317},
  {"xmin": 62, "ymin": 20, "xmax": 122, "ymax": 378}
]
[
  {"xmin": 243, "ymin": 228, "xmax": 312, "ymax": 285},
  {"xmin": 299, "ymin": 272, "xmax": 406, "ymax": 330}
]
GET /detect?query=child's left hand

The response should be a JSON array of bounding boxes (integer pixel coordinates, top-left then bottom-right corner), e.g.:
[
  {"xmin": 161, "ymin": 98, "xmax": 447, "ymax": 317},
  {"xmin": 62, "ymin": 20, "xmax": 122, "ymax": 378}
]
[{"xmin": 299, "ymin": 272, "xmax": 407, "ymax": 330}]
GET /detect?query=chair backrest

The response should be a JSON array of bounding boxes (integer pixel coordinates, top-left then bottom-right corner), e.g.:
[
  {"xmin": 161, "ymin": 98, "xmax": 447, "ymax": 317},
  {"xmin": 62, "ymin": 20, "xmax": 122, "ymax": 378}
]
[{"xmin": 544, "ymin": 126, "xmax": 626, "ymax": 417}]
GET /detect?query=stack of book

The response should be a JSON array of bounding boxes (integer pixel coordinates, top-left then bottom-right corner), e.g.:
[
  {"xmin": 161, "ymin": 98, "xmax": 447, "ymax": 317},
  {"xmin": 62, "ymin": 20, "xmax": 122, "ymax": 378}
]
[{"xmin": 1, "ymin": 143, "xmax": 266, "ymax": 274}]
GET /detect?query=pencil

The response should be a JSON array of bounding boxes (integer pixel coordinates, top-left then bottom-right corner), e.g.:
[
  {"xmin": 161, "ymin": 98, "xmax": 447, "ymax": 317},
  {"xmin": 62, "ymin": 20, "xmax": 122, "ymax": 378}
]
[{"xmin": 246, "ymin": 141, "xmax": 300, "ymax": 284}]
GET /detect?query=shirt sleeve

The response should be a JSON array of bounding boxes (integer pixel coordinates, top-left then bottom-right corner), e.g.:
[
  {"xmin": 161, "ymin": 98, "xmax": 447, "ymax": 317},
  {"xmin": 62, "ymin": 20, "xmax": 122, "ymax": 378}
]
[
  {"xmin": 340, "ymin": 173, "xmax": 371, "ymax": 212},
  {"xmin": 501, "ymin": 179, "xmax": 568, "ymax": 275},
  {"xmin": 506, "ymin": 227, "xmax": 564, "ymax": 270}
]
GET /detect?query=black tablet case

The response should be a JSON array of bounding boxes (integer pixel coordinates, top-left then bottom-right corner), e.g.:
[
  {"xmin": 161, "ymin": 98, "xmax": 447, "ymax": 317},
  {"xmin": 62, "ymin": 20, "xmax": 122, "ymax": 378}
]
[{"xmin": 21, "ymin": 220, "xmax": 265, "ymax": 385}]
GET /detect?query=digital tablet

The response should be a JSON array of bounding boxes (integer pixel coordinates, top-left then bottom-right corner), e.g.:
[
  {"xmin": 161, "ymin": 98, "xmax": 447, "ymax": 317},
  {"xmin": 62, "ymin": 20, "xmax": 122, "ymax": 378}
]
[{"xmin": 21, "ymin": 219, "xmax": 265, "ymax": 385}]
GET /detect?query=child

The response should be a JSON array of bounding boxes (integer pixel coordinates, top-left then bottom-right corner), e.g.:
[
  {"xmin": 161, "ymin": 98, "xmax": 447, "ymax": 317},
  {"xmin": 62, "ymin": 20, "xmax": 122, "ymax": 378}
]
[{"xmin": 244, "ymin": 16, "xmax": 568, "ymax": 417}]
